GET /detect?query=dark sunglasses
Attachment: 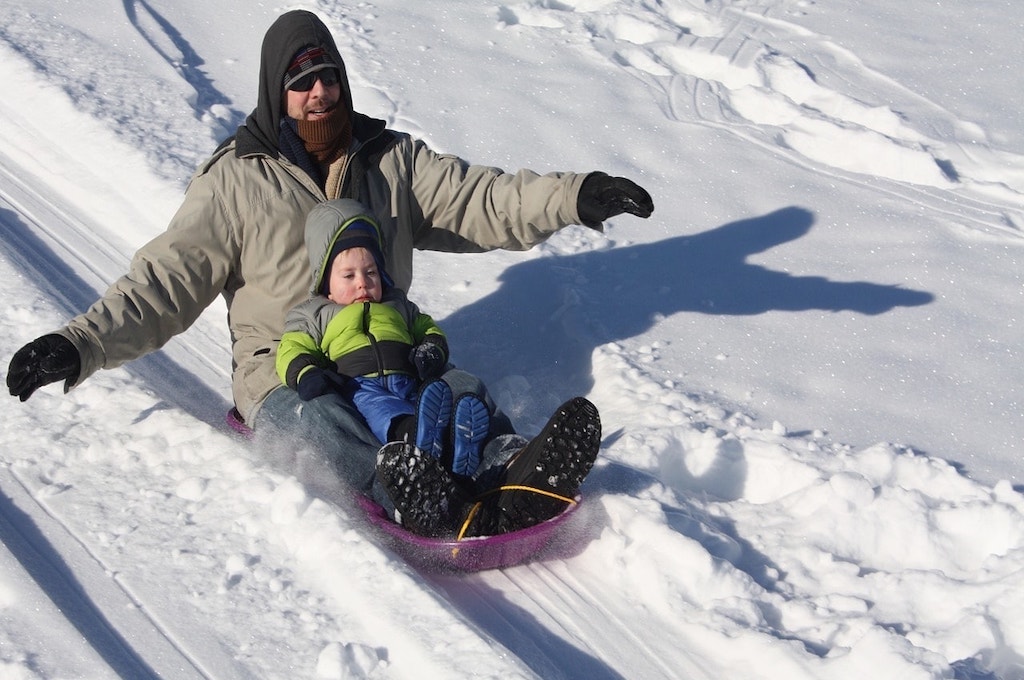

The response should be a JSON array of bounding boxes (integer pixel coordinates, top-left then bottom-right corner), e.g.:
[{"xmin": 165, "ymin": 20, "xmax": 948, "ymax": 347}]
[{"xmin": 288, "ymin": 69, "xmax": 340, "ymax": 92}]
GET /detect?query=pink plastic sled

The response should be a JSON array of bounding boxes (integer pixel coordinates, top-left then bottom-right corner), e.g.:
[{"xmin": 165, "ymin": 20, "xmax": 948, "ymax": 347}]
[
  {"xmin": 357, "ymin": 493, "xmax": 579, "ymax": 572},
  {"xmin": 226, "ymin": 408, "xmax": 579, "ymax": 571}
]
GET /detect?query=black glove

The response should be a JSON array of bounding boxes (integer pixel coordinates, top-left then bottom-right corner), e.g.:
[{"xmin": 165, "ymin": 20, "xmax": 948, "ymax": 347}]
[
  {"xmin": 410, "ymin": 337, "xmax": 448, "ymax": 380},
  {"xmin": 295, "ymin": 368, "xmax": 350, "ymax": 401},
  {"xmin": 577, "ymin": 172, "xmax": 654, "ymax": 228},
  {"xmin": 7, "ymin": 333, "xmax": 82, "ymax": 402}
]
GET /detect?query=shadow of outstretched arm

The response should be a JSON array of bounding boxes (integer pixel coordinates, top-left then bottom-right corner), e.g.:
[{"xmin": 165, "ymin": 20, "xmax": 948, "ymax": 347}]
[{"xmin": 441, "ymin": 206, "xmax": 933, "ymax": 420}]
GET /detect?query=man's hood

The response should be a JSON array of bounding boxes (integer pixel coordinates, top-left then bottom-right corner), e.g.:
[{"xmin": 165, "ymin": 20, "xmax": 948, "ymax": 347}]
[{"xmin": 238, "ymin": 10, "xmax": 354, "ymax": 155}]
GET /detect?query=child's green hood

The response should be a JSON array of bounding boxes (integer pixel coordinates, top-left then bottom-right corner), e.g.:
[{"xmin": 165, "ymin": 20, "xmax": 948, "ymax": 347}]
[{"xmin": 304, "ymin": 199, "xmax": 391, "ymax": 296}]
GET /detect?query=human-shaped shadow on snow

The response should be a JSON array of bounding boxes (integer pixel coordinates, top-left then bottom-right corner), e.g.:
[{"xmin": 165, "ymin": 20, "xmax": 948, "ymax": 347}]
[
  {"xmin": 124, "ymin": 0, "xmax": 246, "ymax": 132},
  {"xmin": 440, "ymin": 206, "xmax": 934, "ymax": 418}
]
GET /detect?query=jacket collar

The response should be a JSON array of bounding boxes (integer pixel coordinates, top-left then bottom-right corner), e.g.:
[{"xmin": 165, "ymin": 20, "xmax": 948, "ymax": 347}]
[{"xmin": 234, "ymin": 111, "xmax": 387, "ymax": 160}]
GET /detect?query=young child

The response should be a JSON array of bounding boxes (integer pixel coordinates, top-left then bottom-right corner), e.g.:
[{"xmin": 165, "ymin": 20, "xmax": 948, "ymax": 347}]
[
  {"xmin": 277, "ymin": 199, "xmax": 491, "ymax": 476},
  {"xmin": 280, "ymin": 199, "xmax": 603, "ymax": 540}
]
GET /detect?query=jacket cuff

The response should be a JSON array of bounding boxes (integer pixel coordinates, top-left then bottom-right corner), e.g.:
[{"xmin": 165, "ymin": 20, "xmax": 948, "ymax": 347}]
[{"xmin": 57, "ymin": 325, "xmax": 105, "ymax": 391}]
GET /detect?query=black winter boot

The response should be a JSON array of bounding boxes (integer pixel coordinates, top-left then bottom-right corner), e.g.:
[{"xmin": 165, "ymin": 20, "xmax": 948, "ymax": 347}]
[
  {"xmin": 375, "ymin": 442, "xmax": 467, "ymax": 538},
  {"xmin": 462, "ymin": 397, "xmax": 601, "ymax": 536}
]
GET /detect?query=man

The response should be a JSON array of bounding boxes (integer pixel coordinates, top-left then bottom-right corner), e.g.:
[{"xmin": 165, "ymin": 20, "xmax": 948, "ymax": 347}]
[{"xmin": 7, "ymin": 10, "xmax": 653, "ymax": 533}]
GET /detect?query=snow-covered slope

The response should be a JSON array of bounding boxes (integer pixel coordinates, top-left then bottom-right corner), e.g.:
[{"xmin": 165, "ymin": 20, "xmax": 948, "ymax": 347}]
[{"xmin": 1, "ymin": 1, "xmax": 1022, "ymax": 678}]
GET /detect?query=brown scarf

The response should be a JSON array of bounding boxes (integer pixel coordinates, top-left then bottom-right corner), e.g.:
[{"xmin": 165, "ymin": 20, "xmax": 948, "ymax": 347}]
[{"xmin": 295, "ymin": 106, "xmax": 352, "ymax": 171}]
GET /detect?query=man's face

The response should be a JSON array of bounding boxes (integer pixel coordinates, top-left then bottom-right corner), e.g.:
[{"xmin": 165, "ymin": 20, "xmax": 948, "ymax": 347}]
[{"xmin": 284, "ymin": 70, "xmax": 342, "ymax": 121}]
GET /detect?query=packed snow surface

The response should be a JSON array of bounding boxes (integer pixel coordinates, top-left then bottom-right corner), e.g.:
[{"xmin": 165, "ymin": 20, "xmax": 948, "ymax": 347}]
[{"xmin": 1, "ymin": 0, "xmax": 1022, "ymax": 678}]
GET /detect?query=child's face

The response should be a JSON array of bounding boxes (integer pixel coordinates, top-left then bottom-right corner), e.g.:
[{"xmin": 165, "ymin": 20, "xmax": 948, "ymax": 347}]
[{"xmin": 326, "ymin": 247, "xmax": 383, "ymax": 305}]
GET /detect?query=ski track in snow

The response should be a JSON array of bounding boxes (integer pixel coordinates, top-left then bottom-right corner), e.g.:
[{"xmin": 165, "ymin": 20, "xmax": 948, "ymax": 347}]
[
  {"xmin": 1, "ymin": 1, "xmax": 1023, "ymax": 678},
  {"xmin": 497, "ymin": 0, "xmax": 1024, "ymax": 238},
  {"xmin": 0, "ymin": 468, "xmax": 210, "ymax": 679}
]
